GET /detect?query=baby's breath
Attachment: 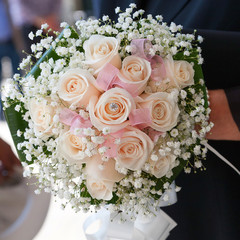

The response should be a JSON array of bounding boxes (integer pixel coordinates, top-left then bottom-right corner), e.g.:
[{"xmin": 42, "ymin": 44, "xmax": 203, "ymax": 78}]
[{"xmin": 1, "ymin": 3, "xmax": 212, "ymax": 220}]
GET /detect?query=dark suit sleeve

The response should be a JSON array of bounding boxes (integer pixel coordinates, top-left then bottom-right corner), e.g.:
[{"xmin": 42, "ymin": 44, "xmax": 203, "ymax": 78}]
[
  {"xmin": 225, "ymin": 86, "xmax": 240, "ymax": 130},
  {"xmin": 195, "ymin": 29, "xmax": 240, "ymax": 130}
]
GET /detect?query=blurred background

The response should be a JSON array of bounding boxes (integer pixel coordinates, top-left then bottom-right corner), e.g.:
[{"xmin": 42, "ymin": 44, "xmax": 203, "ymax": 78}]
[{"xmin": 0, "ymin": 0, "xmax": 97, "ymax": 239}]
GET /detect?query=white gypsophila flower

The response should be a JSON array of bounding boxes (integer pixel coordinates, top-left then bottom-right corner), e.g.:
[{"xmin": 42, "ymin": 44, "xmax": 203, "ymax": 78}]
[
  {"xmin": 115, "ymin": 6, "xmax": 121, "ymax": 14},
  {"xmin": 35, "ymin": 52, "xmax": 42, "ymax": 59},
  {"xmin": 102, "ymin": 15, "xmax": 109, "ymax": 21},
  {"xmin": 163, "ymin": 182, "xmax": 170, "ymax": 189},
  {"xmin": 150, "ymin": 154, "xmax": 158, "ymax": 161},
  {"xmin": 14, "ymin": 105, "xmax": 21, "ymax": 112},
  {"xmin": 102, "ymin": 127, "xmax": 110, "ymax": 135},
  {"xmin": 31, "ymin": 44, "xmax": 37, "ymax": 53},
  {"xmin": 158, "ymin": 149, "xmax": 166, "ymax": 156},
  {"xmin": 63, "ymin": 28, "xmax": 71, "ymax": 38},
  {"xmin": 170, "ymin": 129, "xmax": 178, "ymax": 137},
  {"xmin": 36, "ymin": 29, "xmax": 42, "ymax": 37},
  {"xmin": 41, "ymin": 23, "xmax": 49, "ymax": 29},
  {"xmin": 28, "ymin": 32, "xmax": 34, "ymax": 40},
  {"xmin": 17, "ymin": 130, "xmax": 22, "ymax": 137},
  {"xmin": 198, "ymin": 57, "xmax": 204, "ymax": 64},
  {"xmin": 34, "ymin": 189, "xmax": 41, "ymax": 195},
  {"xmin": 184, "ymin": 167, "xmax": 191, "ymax": 173},
  {"xmin": 98, "ymin": 146, "xmax": 107, "ymax": 154},
  {"xmin": 195, "ymin": 161, "xmax": 202, "ymax": 168},
  {"xmin": 129, "ymin": 3, "xmax": 136, "ymax": 8},
  {"xmin": 198, "ymin": 35, "xmax": 203, "ymax": 43},
  {"xmin": 193, "ymin": 145, "xmax": 201, "ymax": 155},
  {"xmin": 60, "ymin": 22, "xmax": 68, "ymax": 28},
  {"xmin": 182, "ymin": 152, "xmax": 191, "ymax": 160},
  {"xmin": 175, "ymin": 186, "xmax": 181, "ymax": 192}
]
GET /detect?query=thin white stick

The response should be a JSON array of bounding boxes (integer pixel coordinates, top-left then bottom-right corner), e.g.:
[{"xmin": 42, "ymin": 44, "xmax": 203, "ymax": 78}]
[{"xmin": 205, "ymin": 142, "xmax": 240, "ymax": 175}]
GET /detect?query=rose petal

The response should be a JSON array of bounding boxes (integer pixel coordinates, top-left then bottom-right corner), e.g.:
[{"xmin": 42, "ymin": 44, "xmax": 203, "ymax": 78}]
[{"xmin": 85, "ymin": 154, "xmax": 124, "ymax": 182}]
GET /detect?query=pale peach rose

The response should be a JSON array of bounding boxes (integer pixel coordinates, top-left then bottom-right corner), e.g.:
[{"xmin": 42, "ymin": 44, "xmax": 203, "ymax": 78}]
[
  {"xmin": 89, "ymin": 87, "xmax": 136, "ymax": 133},
  {"xmin": 118, "ymin": 55, "xmax": 151, "ymax": 95},
  {"xmin": 58, "ymin": 69, "xmax": 101, "ymax": 108},
  {"xmin": 28, "ymin": 98, "xmax": 55, "ymax": 137},
  {"xmin": 57, "ymin": 130, "xmax": 90, "ymax": 166},
  {"xmin": 115, "ymin": 126, "xmax": 154, "ymax": 171},
  {"xmin": 86, "ymin": 177, "xmax": 114, "ymax": 200},
  {"xmin": 85, "ymin": 154, "xmax": 124, "ymax": 200},
  {"xmin": 85, "ymin": 154, "xmax": 124, "ymax": 182},
  {"xmin": 138, "ymin": 92, "xmax": 180, "ymax": 132},
  {"xmin": 164, "ymin": 55, "xmax": 194, "ymax": 88},
  {"xmin": 83, "ymin": 35, "xmax": 122, "ymax": 76},
  {"xmin": 149, "ymin": 152, "xmax": 176, "ymax": 178},
  {"xmin": 148, "ymin": 55, "xmax": 194, "ymax": 92}
]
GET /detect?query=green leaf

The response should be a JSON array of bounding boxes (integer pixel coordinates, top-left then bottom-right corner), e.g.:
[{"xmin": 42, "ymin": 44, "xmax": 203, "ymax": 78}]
[
  {"xmin": 4, "ymin": 101, "xmax": 30, "ymax": 163},
  {"xmin": 4, "ymin": 26, "xmax": 79, "ymax": 164}
]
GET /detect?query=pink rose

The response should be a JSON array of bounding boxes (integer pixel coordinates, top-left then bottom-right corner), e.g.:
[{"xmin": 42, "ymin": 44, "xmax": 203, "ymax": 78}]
[
  {"xmin": 58, "ymin": 69, "xmax": 101, "ymax": 108},
  {"xmin": 83, "ymin": 35, "xmax": 122, "ymax": 76},
  {"xmin": 117, "ymin": 55, "xmax": 151, "ymax": 95},
  {"xmin": 89, "ymin": 87, "xmax": 136, "ymax": 133},
  {"xmin": 138, "ymin": 92, "xmax": 180, "ymax": 132},
  {"xmin": 115, "ymin": 126, "xmax": 154, "ymax": 171}
]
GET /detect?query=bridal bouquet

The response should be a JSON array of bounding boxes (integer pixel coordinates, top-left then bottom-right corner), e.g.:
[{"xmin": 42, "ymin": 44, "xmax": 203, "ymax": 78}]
[{"xmin": 2, "ymin": 4, "xmax": 212, "ymax": 219}]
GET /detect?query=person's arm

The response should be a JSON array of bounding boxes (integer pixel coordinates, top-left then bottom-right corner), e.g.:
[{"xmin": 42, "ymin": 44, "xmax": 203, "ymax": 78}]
[
  {"xmin": 207, "ymin": 89, "xmax": 240, "ymax": 140},
  {"xmin": 0, "ymin": 138, "xmax": 21, "ymax": 185}
]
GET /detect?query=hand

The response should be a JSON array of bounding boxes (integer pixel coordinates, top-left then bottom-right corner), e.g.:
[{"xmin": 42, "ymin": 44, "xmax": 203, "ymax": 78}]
[
  {"xmin": 34, "ymin": 14, "xmax": 61, "ymax": 32},
  {"xmin": 207, "ymin": 89, "xmax": 240, "ymax": 140},
  {"xmin": 0, "ymin": 138, "xmax": 22, "ymax": 185}
]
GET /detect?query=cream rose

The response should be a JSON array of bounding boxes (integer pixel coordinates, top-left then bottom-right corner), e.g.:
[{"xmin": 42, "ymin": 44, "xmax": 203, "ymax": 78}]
[
  {"xmin": 89, "ymin": 87, "xmax": 136, "ymax": 133},
  {"xmin": 58, "ymin": 69, "xmax": 101, "ymax": 108},
  {"xmin": 118, "ymin": 56, "xmax": 151, "ymax": 95},
  {"xmin": 86, "ymin": 178, "xmax": 114, "ymax": 200},
  {"xmin": 148, "ymin": 55, "xmax": 194, "ymax": 92},
  {"xmin": 57, "ymin": 130, "xmax": 90, "ymax": 166},
  {"xmin": 138, "ymin": 92, "xmax": 180, "ymax": 132},
  {"xmin": 83, "ymin": 35, "xmax": 121, "ymax": 76},
  {"xmin": 115, "ymin": 126, "xmax": 154, "ymax": 171},
  {"xmin": 85, "ymin": 154, "xmax": 124, "ymax": 200},
  {"xmin": 86, "ymin": 154, "xmax": 124, "ymax": 182},
  {"xmin": 164, "ymin": 55, "xmax": 194, "ymax": 88},
  {"xmin": 149, "ymin": 152, "xmax": 176, "ymax": 178},
  {"xmin": 28, "ymin": 98, "xmax": 55, "ymax": 138}
]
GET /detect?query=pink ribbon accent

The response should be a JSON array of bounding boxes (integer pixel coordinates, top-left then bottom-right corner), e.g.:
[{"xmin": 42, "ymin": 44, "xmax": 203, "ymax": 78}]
[
  {"xmin": 96, "ymin": 63, "xmax": 119, "ymax": 91},
  {"xmin": 59, "ymin": 108, "xmax": 92, "ymax": 132},
  {"xmin": 131, "ymin": 39, "xmax": 166, "ymax": 81},
  {"xmin": 147, "ymin": 128, "xmax": 164, "ymax": 143},
  {"xmin": 96, "ymin": 63, "xmax": 139, "ymax": 97},
  {"xmin": 101, "ymin": 129, "xmax": 125, "ymax": 158},
  {"xmin": 129, "ymin": 108, "xmax": 152, "ymax": 129}
]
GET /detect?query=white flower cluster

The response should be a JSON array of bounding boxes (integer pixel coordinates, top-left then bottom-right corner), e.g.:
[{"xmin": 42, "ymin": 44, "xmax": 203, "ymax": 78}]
[{"xmin": 2, "ymin": 4, "xmax": 212, "ymax": 218}]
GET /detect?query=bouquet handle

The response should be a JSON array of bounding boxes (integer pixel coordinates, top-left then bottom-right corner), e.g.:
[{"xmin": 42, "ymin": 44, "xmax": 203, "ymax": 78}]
[{"xmin": 83, "ymin": 208, "xmax": 176, "ymax": 240}]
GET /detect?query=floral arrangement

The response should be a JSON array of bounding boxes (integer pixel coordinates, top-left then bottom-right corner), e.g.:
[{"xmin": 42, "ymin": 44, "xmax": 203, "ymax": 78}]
[{"xmin": 2, "ymin": 4, "xmax": 213, "ymax": 219}]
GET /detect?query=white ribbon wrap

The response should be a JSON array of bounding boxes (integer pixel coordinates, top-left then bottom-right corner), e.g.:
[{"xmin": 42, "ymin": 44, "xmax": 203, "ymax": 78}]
[
  {"xmin": 83, "ymin": 182, "xmax": 177, "ymax": 240},
  {"xmin": 83, "ymin": 208, "xmax": 177, "ymax": 240}
]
